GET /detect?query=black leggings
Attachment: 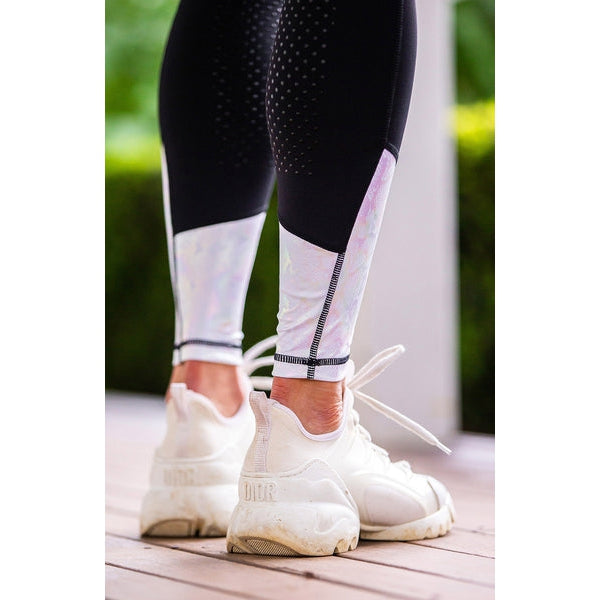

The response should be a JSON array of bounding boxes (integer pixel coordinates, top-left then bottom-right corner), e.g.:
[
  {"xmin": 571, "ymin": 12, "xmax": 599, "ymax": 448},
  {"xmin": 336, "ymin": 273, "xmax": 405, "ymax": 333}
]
[{"xmin": 159, "ymin": 0, "xmax": 417, "ymax": 253}]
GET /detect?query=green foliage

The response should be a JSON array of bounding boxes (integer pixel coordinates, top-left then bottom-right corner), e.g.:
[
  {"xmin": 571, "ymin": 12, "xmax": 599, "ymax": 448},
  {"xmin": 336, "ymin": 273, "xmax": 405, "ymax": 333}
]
[
  {"xmin": 105, "ymin": 169, "xmax": 172, "ymax": 392},
  {"xmin": 454, "ymin": 0, "xmax": 495, "ymax": 103},
  {"xmin": 105, "ymin": 0, "xmax": 178, "ymax": 141},
  {"xmin": 454, "ymin": 100, "xmax": 495, "ymax": 433}
]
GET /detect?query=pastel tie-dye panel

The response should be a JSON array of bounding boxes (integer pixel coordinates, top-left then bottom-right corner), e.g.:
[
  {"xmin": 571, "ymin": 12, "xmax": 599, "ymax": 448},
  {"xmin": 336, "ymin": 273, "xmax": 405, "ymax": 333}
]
[
  {"xmin": 172, "ymin": 212, "xmax": 266, "ymax": 365},
  {"xmin": 274, "ymin": 225, "xmax": 341, "ymax": 378},
  {"xmin": 274, "ymin": 148, "xmax": 397, "ymax": 380}
]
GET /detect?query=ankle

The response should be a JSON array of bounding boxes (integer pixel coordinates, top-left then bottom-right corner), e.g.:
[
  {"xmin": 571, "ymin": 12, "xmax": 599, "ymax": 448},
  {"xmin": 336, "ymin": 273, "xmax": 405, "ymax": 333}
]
[
  {"xmin": 169, "ymin": 361, "xmax": 247, "ymax": 418},
  {"xmin": 271, "ymin": 377, "xmax": 344, "ymax": 435}
]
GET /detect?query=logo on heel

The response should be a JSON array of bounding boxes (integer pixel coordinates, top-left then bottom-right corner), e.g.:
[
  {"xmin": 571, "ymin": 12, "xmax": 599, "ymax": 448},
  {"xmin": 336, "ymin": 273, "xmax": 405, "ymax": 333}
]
[
  {"xmin": 163, "ymin": 467, "xmax": 200, "ymax": 486},
  {"xmin": 242, "ymin": 480, "xmax": 278, "ymax": 502}
]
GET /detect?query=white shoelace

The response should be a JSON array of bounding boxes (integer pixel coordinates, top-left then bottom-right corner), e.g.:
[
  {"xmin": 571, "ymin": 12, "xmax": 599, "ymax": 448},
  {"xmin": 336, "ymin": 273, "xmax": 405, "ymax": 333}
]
[
  {"xmin": 242, "ymin": 335, "xmax": 278, "ymax": 390},
  {"xmin": 242, "ymin": 336, "xmax": 451, "ymax": 455},
  {"xmin": 347, "ymin": 345, "xmax": 451, "ymax": 455}
]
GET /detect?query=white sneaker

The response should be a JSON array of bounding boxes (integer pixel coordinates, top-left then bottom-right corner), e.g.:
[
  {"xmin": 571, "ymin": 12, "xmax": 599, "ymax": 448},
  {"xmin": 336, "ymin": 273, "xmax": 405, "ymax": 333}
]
[
  {"xmin": 226, "ymin": 345, "xmax": 455, "ymax": 555},
  {"xmin": 140, "ymin": 337, "xmax": 277, "ymax": 537}
]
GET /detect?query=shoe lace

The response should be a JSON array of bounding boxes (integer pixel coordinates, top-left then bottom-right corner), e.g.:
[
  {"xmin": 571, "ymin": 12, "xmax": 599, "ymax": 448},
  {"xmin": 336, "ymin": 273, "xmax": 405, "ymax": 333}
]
[
  {"xmin": 347, "ymin": 345, "xmax": 452, "ymax": 455},
  {"xmin": 242, "ymin": 335, "xmax": 278, "ymax": 390},
  {"xmin": 242, "ymin": 337, "xmax": 451, "ymax": 455}
]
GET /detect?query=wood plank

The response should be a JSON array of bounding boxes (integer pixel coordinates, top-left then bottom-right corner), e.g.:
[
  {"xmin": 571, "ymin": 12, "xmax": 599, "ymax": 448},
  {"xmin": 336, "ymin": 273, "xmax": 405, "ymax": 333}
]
[
  {"xmin": 105, "ymin": 484, "xmax": 143, "ymax": 513},
  {"xmin": 340, "ymin": 540, "xmax": 494, "ymax": 587},
  {"xmin": 166, "ymin": 534, "xmax": 495, "ymax": 589},
  {"xmin": 106, "ymin": 535, "xmax": 417, "ymax": 600},
  {"xmin": 106, "ymin": 511, "xmax": 143, "ymax": 537},
  {"xmin": 411, "ymin": 529, "xmax": 494, "ymax": 558},
  {"xmin": 106, "ymin": 564, "xmax": 241, "ymax": 600},
  {"xmin": 147, "ymin": 537, "xmax": 492, "ymax": 600},
  {"xmin": 106, "ymin": 514, "xmax": 493, "ymax": 600},
  {"xmin": 452, "ymin": 492, "xmax": 495, "ymax": 533},
  {"xmin": 108, "ymin": 534, "xmax": 493, "ymax": 600}
]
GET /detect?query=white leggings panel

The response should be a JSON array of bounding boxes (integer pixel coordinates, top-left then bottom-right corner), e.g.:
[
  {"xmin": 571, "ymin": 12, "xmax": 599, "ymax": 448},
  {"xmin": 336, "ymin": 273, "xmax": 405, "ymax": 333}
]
[
  {"xmin": 169, "ymin": 213, "xmax": 266, "ymax": 366},
  {"xmin": 273, "ymin": 148, "xmax": 397, "ymax": 380}
]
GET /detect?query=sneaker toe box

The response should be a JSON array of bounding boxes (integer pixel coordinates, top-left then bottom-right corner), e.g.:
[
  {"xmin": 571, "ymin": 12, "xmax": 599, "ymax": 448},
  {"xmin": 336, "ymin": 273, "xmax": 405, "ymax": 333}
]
[{"xmin": 427, "ymin": 476, "xmax": 455, "ymax": 518}]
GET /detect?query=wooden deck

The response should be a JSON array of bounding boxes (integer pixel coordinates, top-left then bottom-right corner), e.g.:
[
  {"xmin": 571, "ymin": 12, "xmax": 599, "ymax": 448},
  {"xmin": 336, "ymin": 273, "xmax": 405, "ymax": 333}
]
[{"xmin": 105, "ymin": 392, "xmax": 495, "ymax": 599}]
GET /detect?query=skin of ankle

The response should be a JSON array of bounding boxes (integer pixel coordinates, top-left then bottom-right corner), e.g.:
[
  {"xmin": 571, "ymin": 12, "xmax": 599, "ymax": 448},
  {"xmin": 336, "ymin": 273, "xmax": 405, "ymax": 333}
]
[
  {"xmin": 167, "ymin": 361, "xmax": 247, "ymax": 418},
  {"xmin": 270, "ymin": 376, "xmax": 344, "ymax": 435}
]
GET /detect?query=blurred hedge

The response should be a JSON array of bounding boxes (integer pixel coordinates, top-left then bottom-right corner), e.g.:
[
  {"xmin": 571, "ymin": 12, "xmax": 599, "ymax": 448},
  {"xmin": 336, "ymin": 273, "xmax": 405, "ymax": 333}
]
[
  {"xmin": 455, "ymin": 100, "xmax": 494, "ymax": 433},
  {"xmin": 105, "ymin": 100, "xmax": 494, "ymax": 433},
  {"xmin": 105, "ymin": 164, "xmax": 280, "ymax": 396}
]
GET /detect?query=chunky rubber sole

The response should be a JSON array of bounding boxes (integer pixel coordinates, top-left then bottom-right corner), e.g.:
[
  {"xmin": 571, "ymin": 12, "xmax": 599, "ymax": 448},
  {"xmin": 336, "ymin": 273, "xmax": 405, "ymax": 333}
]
[
  {"xmin": 360, "ymin": 498, "xmax": 456, "ymax": 541},
  {"xmin": 226, "ymin": 460, "xmax": 360, "ymax": 556},
  {"xmin": 227, "ymin": 503, "xmax": 359, "ymax": 556},
  {"xmin": 140, "ymin": 483, "xmax": 238, "ymax": 537},
  {"xmin": 227, "ymin": 533, "xmax": 358, "ymax": 556}
]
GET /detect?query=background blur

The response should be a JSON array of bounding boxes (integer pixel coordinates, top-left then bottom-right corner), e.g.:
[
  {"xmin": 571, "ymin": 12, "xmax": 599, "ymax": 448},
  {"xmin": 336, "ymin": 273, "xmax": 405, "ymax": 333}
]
[{"xmin": 105, "ymin": 0, "xmax": 494, "ymax": 434}]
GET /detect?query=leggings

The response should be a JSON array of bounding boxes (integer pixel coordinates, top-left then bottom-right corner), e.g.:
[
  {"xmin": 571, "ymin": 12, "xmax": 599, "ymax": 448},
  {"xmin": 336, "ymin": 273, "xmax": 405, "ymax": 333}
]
[{"xmin": 160, "ymin": 0, "xmax": 417, "ymax": 380}]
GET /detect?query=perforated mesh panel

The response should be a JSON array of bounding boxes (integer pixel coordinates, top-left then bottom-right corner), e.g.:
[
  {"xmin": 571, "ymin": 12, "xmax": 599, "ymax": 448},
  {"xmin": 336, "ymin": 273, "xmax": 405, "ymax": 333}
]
[
  {"xmin": 266, "ymin": 0, "xmax": 338, "ymax": 175},
  {"xmin": 211, "ymin": 0, "xmax": 283, "ymax": 168}
]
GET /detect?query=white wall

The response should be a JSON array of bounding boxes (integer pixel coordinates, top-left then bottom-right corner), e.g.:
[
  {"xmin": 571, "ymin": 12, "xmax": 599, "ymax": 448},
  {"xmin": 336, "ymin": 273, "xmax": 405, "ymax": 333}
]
[{"xmin": 353, "ymin": 0, "xmax": 459, "ymax": 451}]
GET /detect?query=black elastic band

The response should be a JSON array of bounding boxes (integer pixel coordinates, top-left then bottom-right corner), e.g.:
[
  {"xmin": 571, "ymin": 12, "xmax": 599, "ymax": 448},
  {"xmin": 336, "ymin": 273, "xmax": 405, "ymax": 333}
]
[
  {"xmin": 274, "ymin": 353, "xmax": 350, "ymax": 367},
  {"xmin": 174, "ymin": 338, "xmax": 242, "ymax": 351}
]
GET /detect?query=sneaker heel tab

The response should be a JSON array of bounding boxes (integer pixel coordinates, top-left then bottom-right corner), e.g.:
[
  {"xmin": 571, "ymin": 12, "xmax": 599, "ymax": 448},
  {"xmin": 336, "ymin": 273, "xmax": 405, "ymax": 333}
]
[
  {"xmin": 249, "ymin": 390, "xmax": 268, "ymax": 408},
  {"xmin": 249, "ymin": 391, "xmax": 272, "ymax": 428},
  {"xmin": 247, "ymin": 392, "xmax": 272, "ymax": 473},
  {"xmin": 249, "ymin": 391, "xmax": 273, "ymax": 417},
  {"xmin": 169, "ymin": 383, "xmax": 190, "ymax": 421}
]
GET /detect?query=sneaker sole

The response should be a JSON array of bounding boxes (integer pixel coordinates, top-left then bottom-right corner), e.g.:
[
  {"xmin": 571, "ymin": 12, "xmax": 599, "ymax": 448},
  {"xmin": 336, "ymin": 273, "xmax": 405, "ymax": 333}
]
[
  {"xmin": 360, "ymin": 498, "xmax": 456, "ymax": 541},
  {"xmin": 140, "ymin": 484, "xmax": 238, "ymax": 537},
  {"xmin": 227, "ymin": 531, "xmax": 359, "ymax": 556},
  {"xmin": 226, "ymin": 460, "xmax": 360, "ymax": 556}
]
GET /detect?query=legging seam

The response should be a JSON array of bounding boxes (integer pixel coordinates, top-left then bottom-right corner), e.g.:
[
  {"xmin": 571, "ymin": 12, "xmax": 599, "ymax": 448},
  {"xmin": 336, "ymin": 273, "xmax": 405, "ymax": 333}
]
[
  {"xmin": 383, "ymin": 0, "xmax": 405, "ymax": 148},
  {"xmin": 307, "ymin": 251, "xmax": 346, "ymax": 379}
]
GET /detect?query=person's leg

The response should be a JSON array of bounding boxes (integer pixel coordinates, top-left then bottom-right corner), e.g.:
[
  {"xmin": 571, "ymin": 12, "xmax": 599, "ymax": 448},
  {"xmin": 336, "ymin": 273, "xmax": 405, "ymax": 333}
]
[
  {"xmin": 227, "ymin": 0, "xmax": 455, "ymax": 556},
  {"xmin": 159, "ymin": 0, "xmax": 283, "ymax": 415},
  {"xmin": 266, "ymin": 0, "xmax": 417, "ymax": 431},
  {"xmin": 140, "ymin": 0, "xmax": 284, "ymax": 537}
]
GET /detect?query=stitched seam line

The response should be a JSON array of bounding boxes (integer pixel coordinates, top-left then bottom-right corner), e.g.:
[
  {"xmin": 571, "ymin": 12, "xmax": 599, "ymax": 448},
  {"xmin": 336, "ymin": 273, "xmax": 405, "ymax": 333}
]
[
  {"xmin": 305, "ymin": 251, "xmax": 346, "ymax": 378},
  {"xmin": 382, "ymin": 0, "xmax": 405, "ymax": 145}
]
